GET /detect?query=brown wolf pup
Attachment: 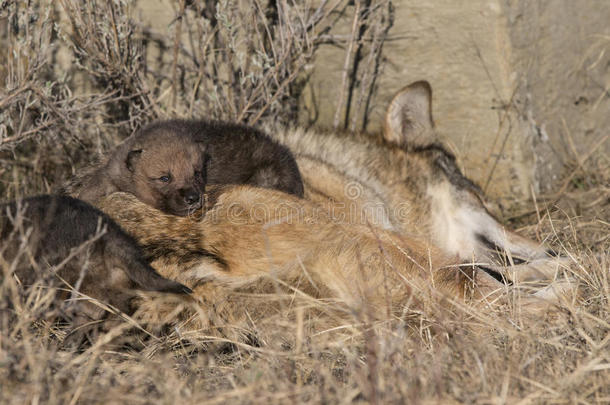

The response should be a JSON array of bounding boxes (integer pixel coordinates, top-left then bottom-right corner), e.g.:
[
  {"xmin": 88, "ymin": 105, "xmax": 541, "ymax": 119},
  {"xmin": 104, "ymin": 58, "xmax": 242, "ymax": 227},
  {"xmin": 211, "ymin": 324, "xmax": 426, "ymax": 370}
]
[
  {"xmin": 62, "ymin": 128, "xmax": 208, "ymax": 217},
  {"xmin": 0, "ymin": 195, "xmax": 191, "ymax": 324},
  {"xmin": 63, "ymin": 120, "xmax": 303, "ymax": 216},
  {"xmin": 99, "ymin": 189, "xmax": 561, "ymax": 338},
  {"xmin": 268, "ymin": 81, "xmax": 568, "ymax": 284}
]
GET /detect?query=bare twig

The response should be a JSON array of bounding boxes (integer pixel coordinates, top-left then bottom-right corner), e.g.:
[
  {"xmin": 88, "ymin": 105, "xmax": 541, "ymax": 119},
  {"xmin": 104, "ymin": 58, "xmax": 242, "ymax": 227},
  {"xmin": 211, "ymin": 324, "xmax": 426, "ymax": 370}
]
[
  {"xmin": 171, "ymin": 0, "xmax": 185, "ymax": 111},
  {"xmin": 333, "ymin": 0, "xmax": 361, "ymax": 129}
]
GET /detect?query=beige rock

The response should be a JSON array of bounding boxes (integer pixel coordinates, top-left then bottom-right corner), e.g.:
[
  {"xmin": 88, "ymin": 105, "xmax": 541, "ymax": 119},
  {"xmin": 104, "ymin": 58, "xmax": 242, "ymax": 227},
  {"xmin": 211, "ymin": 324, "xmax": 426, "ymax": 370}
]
[{"xmin": 299, "ymin": 0, "xmax": 610, "ymax": 204}]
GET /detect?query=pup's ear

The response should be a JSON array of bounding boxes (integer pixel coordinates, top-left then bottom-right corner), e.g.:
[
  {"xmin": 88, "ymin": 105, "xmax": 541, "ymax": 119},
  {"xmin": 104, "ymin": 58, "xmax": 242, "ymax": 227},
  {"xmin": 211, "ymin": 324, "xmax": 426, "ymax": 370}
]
[
  {"xmin": 126, "ymin": 149, "xmax": 143, "ymax": 172},
  {"xmin": 383, "ymin": 80, "xmax": 436, "ymax": 148}
]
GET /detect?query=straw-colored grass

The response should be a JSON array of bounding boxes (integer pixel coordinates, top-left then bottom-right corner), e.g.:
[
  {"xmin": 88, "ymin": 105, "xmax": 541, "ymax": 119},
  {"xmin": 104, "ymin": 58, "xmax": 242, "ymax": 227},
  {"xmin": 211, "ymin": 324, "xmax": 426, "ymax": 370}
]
[
  {"xmin": 1, "ymin": 174, "xmax": 608, "ymax": 403},
  {"xmin": 1, "ymin": 1, "xmax": 608, "ymax": 404}
]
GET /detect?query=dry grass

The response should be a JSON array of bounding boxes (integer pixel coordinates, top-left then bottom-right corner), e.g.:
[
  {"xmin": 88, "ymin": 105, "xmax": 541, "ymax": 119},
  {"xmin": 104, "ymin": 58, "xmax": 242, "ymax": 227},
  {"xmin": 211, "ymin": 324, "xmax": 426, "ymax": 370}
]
[
  {"xmin": 1, "ymin": 182, "xmax": 608, "ymax": 403},
  {"xmin": 0, "ymin": 0, "xmax": 392, "ymax": 197},
  {"xmin": 1, "ymin": 1, "xmax": 609, "ymax": 404}
]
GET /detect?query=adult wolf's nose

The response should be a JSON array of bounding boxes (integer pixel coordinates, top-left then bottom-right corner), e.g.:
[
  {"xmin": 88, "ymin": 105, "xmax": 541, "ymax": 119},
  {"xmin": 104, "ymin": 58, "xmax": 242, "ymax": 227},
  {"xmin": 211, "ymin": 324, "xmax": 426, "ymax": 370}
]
[{"xmin": 184, "ymin": 190, "xmax": 200, "ymax": 205}]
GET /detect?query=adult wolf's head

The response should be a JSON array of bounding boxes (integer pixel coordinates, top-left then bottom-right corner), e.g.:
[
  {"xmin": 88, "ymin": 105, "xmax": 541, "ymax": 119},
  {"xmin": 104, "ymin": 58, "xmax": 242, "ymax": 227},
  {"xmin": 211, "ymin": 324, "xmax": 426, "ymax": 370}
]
[{"xmin": 381, "ymin": 81, "xmax": 561, "ymax": 282}]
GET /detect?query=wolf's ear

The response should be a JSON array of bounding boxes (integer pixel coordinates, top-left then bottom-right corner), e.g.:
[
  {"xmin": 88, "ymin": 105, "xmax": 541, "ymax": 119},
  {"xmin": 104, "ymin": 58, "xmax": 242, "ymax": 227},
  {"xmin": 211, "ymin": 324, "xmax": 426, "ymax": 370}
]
[
  {"xmin": 383, "ymin": 81, "xmax": 435, "ymax": 147},
  {"xmin": 126, "ymin": 149, "xmax": 143, "ymax": 173}
]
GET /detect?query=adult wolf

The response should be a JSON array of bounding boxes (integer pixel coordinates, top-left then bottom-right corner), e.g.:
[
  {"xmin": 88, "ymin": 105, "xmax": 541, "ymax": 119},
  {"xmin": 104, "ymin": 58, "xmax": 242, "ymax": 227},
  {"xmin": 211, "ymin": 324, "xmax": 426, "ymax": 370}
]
[
  {"xmin": 94, "ymin": 82, "xmax": 571, "ymax": 339},
  {"xmin": 270, "ymin": 81, "xmax": 566, "ymax": 284}
]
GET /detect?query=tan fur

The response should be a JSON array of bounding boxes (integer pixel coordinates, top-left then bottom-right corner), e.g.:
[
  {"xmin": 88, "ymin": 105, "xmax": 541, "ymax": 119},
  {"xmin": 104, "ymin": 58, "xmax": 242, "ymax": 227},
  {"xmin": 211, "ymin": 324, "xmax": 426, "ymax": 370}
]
[{"xmin": 99, "ymin": 189, "xmax": 511, "ymax": 338}]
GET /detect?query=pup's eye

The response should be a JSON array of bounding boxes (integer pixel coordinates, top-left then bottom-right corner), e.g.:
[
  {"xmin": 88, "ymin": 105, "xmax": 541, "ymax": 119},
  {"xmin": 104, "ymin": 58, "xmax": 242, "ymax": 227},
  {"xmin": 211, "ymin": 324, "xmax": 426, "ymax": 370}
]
[{"xmin": 159, "ymin": 175, "xmax": 171, "ymax": 183}]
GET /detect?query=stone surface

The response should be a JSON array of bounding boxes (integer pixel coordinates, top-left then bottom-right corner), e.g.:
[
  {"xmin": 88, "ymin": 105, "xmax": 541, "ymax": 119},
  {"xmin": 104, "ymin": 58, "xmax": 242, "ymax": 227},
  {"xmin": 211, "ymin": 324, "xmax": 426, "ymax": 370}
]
[{"xmin": 300, "ymin": 0, "xmax": 610, "ymax": 204}]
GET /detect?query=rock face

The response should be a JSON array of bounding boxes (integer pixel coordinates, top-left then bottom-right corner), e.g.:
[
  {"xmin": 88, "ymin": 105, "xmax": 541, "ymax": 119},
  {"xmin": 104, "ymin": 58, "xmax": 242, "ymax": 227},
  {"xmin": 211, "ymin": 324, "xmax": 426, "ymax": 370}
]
[{"xmin": 299, "ymin": 0, "xmax": 609, "ymax": 205}]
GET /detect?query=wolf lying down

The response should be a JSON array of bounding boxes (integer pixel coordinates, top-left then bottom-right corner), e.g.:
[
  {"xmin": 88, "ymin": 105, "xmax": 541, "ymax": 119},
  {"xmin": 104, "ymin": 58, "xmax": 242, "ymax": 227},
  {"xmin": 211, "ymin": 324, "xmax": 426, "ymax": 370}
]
[
  {"xmin": 271, "ymin": 81, "xmax": 566, "ymax": 283},
  {"xmin": 101, "ymin": 186, "xmax": 568, "ymax": 336},
  {"xmin": 98, "ymin": 81, "xmax": 572, "ymax": 335}
]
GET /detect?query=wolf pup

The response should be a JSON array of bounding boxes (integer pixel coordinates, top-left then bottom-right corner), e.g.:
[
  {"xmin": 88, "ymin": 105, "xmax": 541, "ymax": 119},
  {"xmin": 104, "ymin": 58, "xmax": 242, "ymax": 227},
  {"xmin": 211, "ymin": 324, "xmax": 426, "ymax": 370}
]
[
  {"xmin": 159, "ymin": 120, "xmax": 304, "ymax": 197},
  {"xmin": 63, "ymin": 120, "xmax": 303, "ymax": 216},
  {"xmin": 269, "ymin": 81, "xmax": 567, "ymax": 284},
  {"xmin": 0, "ymin": 195, "xmax": 191, "ymax": 320}
]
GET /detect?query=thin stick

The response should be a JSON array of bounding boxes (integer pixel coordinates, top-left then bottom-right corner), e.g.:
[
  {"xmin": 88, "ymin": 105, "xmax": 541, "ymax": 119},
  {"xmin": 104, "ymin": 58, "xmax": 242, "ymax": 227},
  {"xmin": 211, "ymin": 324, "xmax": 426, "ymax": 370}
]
[
  {"xmin": 333, "ymin": 0, "xmax": 361, "ymax": 129},
  {"xmin": 171, "ymin": 0, "xmax": 185, "ymax": 111},
  {"xmin": 483, "ymin": 86, "xmax": 519, "ymax": 193}
]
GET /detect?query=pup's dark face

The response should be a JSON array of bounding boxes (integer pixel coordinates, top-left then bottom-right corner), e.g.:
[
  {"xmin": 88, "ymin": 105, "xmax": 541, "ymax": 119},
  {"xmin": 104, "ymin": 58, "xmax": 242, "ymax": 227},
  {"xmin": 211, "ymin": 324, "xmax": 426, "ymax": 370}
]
[{"xmin": 127, "ymin": 139, "xmax": 207, "ymax": 216}]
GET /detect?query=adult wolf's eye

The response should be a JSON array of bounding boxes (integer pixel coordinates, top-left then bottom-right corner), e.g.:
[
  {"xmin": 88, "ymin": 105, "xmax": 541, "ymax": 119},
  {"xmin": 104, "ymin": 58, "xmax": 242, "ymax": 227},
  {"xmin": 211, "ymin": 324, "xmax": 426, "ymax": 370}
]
[{"xmin": 159, "ymin": 175, "xmax": 171, "ymax": 183}]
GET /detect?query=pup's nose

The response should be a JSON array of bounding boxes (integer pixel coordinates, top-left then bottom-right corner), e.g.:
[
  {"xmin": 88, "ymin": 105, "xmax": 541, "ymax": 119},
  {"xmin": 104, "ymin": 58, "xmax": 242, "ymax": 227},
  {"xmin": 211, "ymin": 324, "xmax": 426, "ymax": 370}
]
[{"xmin": 184, "ymin": 190, "xmax": 200, "ymax": 205}]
